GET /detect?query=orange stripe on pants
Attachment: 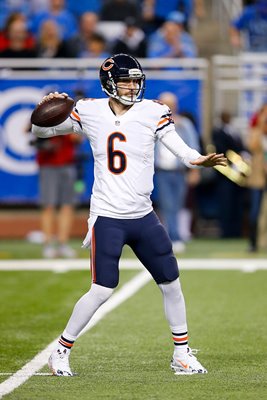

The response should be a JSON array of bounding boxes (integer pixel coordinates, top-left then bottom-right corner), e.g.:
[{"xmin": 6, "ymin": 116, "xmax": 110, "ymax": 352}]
[{"xmin": 90, "ymin": 227, "xmax": 96, "ymax": 283}]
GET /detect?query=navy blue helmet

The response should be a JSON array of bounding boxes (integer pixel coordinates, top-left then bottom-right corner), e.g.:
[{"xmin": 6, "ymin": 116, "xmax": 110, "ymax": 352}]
[{"xmin": 99, "ymin": 54, "xmax": 146, "ymax": 105}]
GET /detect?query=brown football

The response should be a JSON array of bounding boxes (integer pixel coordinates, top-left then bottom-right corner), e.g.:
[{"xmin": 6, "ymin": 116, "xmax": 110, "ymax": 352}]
[{"xmin": 31, "ymin": 96, "xmax": 74, "ymax": 127}]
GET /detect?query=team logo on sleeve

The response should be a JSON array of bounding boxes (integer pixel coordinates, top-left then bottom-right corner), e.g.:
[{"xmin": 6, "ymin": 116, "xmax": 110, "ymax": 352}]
[
  {"xmin": 155, "ymin": 111, "xmax": 174, "ymax": 135},
  {"xmin": 102, "ymin": 59, "xmax": 115, "ymax": 71}
]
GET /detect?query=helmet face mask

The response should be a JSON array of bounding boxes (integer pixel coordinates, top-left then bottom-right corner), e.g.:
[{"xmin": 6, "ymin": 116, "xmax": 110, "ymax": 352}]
[{"xmin": 100, "ymin": 54, "xmax": 146, "ymax": 105}]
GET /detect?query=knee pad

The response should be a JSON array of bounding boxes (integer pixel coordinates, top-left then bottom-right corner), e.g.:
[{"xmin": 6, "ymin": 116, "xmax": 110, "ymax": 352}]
[
  {"xmin": 159, "ymin": 277, "xmax": 183, "ymax": 297},
  {"xmin": 90, "ymin": 283, "xmax": 114, "ymax": 304}
]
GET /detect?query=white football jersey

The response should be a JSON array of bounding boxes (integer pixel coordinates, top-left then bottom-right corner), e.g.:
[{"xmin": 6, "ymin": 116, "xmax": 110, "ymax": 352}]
[{"xmin": 70, "ymin": 98, "xmax": 177, "ymax": 219}]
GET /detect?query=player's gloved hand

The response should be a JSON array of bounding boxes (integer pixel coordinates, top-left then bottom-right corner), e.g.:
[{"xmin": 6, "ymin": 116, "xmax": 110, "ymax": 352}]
[{"xmin": 39, "ymin": 92, "xmax": 68, "ymax": 105}]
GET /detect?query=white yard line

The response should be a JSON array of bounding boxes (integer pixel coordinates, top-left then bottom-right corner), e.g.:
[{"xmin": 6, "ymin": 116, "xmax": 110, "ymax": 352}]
[
  {"xmin": 0, "ymin": 258, "xmax": 266, "ymax": 271},
  {"xmin": 0, "ymin": 269, "xmax": 152, "ymax": 399},
  {"xmin": 0, "ymin": 373, "xmax": 51, "ymax": 376}
]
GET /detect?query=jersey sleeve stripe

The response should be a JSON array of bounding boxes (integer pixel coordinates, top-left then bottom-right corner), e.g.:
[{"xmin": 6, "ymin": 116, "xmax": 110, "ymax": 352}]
[
  {"xmin": 70, "ymin": 114, "xmax": 83, "ymax": 130},
  {"xmin": 157, "ymin": 117, "xmax": 170, "ymax": 127},
  {"xmin": 155, "ymin": 119, "xmax": 174, "ymax": 133},
  {"xmin": 71, "ymin": 110, "xmax": 81, "ymax": 121},
  {"xmin": 160, "ymin": 113, "xmax": 172, "ymax": 119}
]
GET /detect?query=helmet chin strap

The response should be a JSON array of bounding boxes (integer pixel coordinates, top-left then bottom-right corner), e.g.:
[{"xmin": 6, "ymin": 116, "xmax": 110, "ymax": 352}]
[
  {"xmin": 104, "ymin": 89, "xmax": 135, "ymax": 105},
  {"xmin": 118, "ymin": 94, "xmax": 137, "ymax": 105}
]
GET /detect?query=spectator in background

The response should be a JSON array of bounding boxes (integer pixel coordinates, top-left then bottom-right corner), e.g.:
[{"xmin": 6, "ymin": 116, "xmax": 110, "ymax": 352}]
[
  {"xmin": 230, "ymin": 0, "xmax": 267, "ymax": 52},
  {"xmin": 29, "ymin": 1, "xmax": 50, "ymax": 14},
  {"xmin": 36, "ymin": 19, "xmax": 76, "ymax": 57},
  {"xmin": 66, "ymin": 0, "xmax": 101, "ymax": 18},
  {"xmin": 246, "ymin": 103, "xmax": 267, "ymax": 252},
  {"xmin": 147, "ymin": 11, "xmax": 197, "ymax": 58},
  {"xmin": 100, "ymin": 0, "xmax": 140, "ymax": 23},
  {"xmin": 68, "ymin": 12, "xmax": 99, "ymax": 57},
  {"xmin": 242, "ymin": 0, "xmax": 257, "ymax": 5},
  {"xmin": 0, "ymin": 0, "xmax": 37, "ymax": 30},
  {"xmin": 0, "ymin": 12, "xmax": 35, "ymax": 52},
  {"xmin": 141, "ymin": 0, "xmax": 205, "ymax": 34},
  {"xmin": 112, "ymin": 17, "xmax": 147, "ymax": 58},
  {"xmin": 258, "ymin": 185, "xmax": 267, "ymax": 251},
  {"xmin": 0, "ymin": 15, "xmax": 37, "ymax": 58},
  {"xmin": 155, "ymin": 91, "xmax": 200, "ymax": 253},
  {"xmin": 79, "ymin": 32, "xmax": 109, "ymax": 58},
  {"xmin": 179, "ymin": 110, "xmax": 202, "ymax": 241},
  {"xmin": 29, "ymin": 0, "xmax": 78, "ymax": 41},
  {"xmin": 36, "ymin": 19, "xmax": 75, "ymax": 58},
  {"xmin": 31, "ymin": 131, "xmax": 81, "ymax": 258},
  {"xmin": 212, "ymin": 111, "xmax": 247, "ymax": 238}
]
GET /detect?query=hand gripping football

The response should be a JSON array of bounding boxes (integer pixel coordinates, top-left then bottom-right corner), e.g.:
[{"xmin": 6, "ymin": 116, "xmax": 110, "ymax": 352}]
[{"xmin": 31, "ymin": 96, "xmax": 74, "ymax": 127}]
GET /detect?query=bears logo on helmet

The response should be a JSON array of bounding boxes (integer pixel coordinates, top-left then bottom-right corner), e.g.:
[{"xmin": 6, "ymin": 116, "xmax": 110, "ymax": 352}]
[{"xmin": 102, "ymin": 58, "xmax": 115, "ymax": 71}]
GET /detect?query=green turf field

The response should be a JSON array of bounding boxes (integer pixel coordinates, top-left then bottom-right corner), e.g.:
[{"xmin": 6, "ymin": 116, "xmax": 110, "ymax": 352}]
[
  {"xmin": 0, "ymin": 237, "xmax": 267, "ymax": 259},
  {"xmin": 0, "ymin": 267, "xmax": 267, "ymax": 399}
]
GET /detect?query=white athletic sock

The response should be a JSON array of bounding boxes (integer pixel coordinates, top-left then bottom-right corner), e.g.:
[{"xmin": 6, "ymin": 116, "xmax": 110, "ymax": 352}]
[
  {"xmin": 63, "ymin": 283, "xmax": 114, "ymax": 338},
  {"xmin": 56, "ymin": 335, "xmax": 75, "ymax": 354},
  {"xmin": 171, "ymin": 328, "xmax": 188, "ymax": 356},
  {"xmin": 158, "ymin": 278, "xmax": 188, "ymax": 354}
]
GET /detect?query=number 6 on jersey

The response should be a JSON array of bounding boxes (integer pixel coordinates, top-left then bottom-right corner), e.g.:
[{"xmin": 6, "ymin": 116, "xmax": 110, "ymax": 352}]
[{"xmin": 107, "ymin": 132, "xmax": 127, "ymax": 174}]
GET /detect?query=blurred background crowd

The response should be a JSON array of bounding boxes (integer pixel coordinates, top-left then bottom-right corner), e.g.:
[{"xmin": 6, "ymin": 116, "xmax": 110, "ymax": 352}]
[
  {"xmin": 1, "ymin": 0, "xmax": 267, "ymax": 60},
  {"xmin": 0, "ymin": 0, "xmax": 202, "ymax": 59},
  {"xmin": 0, "ymin": 0, "xmax": 266, "ymax": 258}
]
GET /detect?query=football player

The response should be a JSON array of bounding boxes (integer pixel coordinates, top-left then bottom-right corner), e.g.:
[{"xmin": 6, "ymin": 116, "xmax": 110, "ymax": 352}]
[{"xmin": 32, "ymin": 54, "xmax": 227, "ymax": 376}]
